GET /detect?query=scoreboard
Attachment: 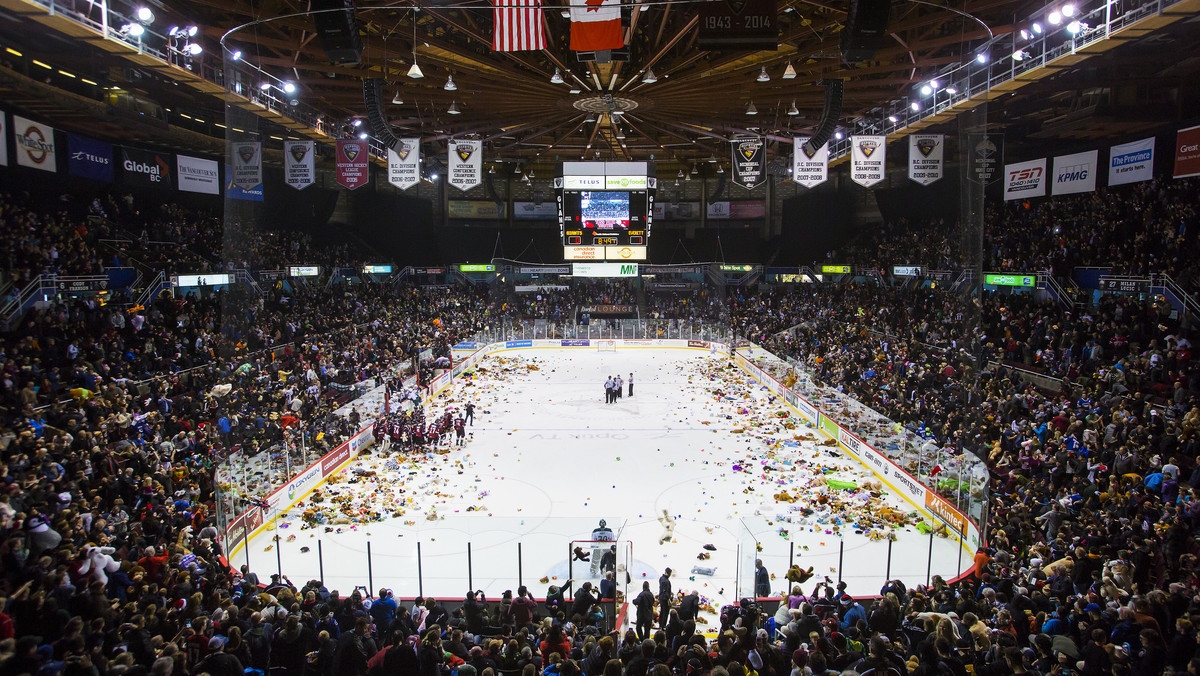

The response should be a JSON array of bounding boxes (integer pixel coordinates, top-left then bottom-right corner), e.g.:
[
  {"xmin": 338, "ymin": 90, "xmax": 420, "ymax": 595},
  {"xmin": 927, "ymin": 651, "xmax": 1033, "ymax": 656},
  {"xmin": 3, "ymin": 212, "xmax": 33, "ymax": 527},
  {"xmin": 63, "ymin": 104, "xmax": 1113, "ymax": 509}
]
[{"xmin": 557, "ymin": 162, "xmax": 655, "ymax": 261}]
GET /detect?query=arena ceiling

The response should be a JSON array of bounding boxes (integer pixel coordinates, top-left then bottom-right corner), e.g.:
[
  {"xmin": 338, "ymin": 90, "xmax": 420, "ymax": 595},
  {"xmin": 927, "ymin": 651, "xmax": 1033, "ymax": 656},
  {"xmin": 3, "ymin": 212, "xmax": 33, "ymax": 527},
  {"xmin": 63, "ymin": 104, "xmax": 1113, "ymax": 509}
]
[
  {"xmin": 0, "ymin": 0, "xmax": 1198, "ymax": 169},
  {"xmin": 190, "ymin": 0, "xmax": 1027, "ymax": 164}
]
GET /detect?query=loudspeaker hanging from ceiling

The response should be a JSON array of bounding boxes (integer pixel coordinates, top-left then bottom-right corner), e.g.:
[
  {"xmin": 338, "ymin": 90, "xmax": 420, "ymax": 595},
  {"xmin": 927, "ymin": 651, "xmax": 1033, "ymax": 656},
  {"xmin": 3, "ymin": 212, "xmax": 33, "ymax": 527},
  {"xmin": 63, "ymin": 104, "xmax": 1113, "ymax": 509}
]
[
  {"xmin": 363, "ymin": 78, "xmax": 400, "ymax": 149},
  {"xmin": 312, "ymin": 0, "xmax": 363, "ymax": 65},
  {"xmin": 803, "ymin": 79, "xmax": 843, "ymax": 156},
  {"xmin": 840, "ymin": 0, "xmax": 892, "ymax": 62}
]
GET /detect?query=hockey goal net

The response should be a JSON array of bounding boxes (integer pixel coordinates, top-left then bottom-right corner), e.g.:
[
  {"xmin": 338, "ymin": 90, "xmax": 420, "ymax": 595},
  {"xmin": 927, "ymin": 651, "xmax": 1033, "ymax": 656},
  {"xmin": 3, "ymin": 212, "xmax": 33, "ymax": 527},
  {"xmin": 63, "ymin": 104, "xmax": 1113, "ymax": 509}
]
[{"xmin": 596, "ymin": 340, "xmax": 617, "ymax": 352}]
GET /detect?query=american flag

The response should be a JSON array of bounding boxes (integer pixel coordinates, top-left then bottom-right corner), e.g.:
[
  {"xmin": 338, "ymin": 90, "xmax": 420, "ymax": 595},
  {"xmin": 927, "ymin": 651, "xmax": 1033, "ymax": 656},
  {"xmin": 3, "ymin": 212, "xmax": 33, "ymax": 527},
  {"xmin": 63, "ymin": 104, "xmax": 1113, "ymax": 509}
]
[{"xmin": 493, "ymin": 0, "xmax": 546, "ymax": 52}]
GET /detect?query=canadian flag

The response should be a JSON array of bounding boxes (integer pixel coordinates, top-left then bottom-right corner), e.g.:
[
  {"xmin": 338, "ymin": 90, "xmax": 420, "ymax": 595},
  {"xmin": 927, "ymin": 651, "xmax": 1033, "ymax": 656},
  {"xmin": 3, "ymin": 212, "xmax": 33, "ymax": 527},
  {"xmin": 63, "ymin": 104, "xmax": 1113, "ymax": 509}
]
[{"xmin": 569, "ymin": 0, "xmax": 623, "ymax": 51}]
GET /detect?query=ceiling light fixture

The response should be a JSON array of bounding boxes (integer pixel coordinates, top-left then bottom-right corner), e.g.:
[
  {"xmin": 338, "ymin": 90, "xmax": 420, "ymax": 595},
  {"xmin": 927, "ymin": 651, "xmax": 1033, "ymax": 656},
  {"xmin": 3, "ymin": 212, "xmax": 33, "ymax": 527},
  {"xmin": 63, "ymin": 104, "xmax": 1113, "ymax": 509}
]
[
  {"xmin": 1048, "ymin": 10, "xmax": 1062, "ymax": 24},
  {"xmin": 888, "ymin": 115, "xmax": 898, "ymax": 122},
  {"xmin": 787, "ymin": 101, "xmax": 799, "ymax": 116},
  {"xmin": 1062, "ymin": 4, "xmax": 1077, "ymax": 17},
  {"xmin": 283, "ymin": 82, "xmax": 296, "ymax": 94},
  {"xmin": 756, "ymin": 66, "xmax": 770, "ymax": 82},
  {"xmin": 186, "ymin": 43, "xmax": 203, "ymax": 56},
  {"xmin": 834, "ymin": 131, "xmax": 843, "ymax": 140},
  {"xmin": 976, "ymin": 53, "xmax": 988, "ymax": 64},
  {"xmin": 358, "ymin": 132, "xmax": 368, "ymax": 140},
  {"xmin": 447, "ymin": 101, "xmax": 461, "ymax": 114},
  {"xmin": 911, "ymin": 102, "xmax": 920, "ymax": 111},
  {"xmin": 444, "ymin": 75, "xmax": 456, "ymax": 91},
  {"xmin": 716, "ymin": 165, "xmax": 724, "ymax": 174},
  {"xmin": 920, "ymin": 84, "xmax": 932, "ymax": 96},
  {"xmin": 782, "ymin": 61, "xmax": 797, "ymax": 79},
  {"xmin": 259, "ymin": 81, "xmax": 271, "ymax": 91},
  {"xmin": 408, "ymin": 19, "xmax": 423, "ymax": 78},
  {"xmin": 1032, "ymin": 22, "xmax": 1043, "ymax": 33},
  {"xmin": 642, "ymin": 68, "xmax": 657, "ymax": 84},
  {"xmin": 136, "ymin": 7, "xmax": 153, "ymax": 23},
  {"xmin": 550, "ymin": 68, "xmax": 564, "ymax": 84},
  {"xmin": 392, "ymin": 91, "xmax": 403, "ymax": 104},
  {"xmin": 231, "ymin": 50, "xmax": 242, "ymax": 61},
  {"xmin": 746, "ymin": 101, "xmax": 758, "ymax": 115}
]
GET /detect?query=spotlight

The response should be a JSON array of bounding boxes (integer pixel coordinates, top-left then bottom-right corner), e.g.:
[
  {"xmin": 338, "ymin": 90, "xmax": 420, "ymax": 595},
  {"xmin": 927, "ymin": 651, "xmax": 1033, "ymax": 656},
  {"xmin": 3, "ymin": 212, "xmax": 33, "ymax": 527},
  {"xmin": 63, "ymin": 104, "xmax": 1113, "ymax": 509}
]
[
  {"xmin": 911, "ymin": 102, "xmax": 920, "ymax": 111},
  {"xmin": 1020, "ymin": 29, "xmax": 1030, "ymax": 40},
  {"xmin": 834, "ymin": 131, "xmax": 843, "ymax": 140},
  {"xmin": 407, "ymin": 62, "xmax": 424, "ymax": 79},
  {"xmin": 782, "ymin": 61, "xmax": 797, "ymax": 79},
  {"xmin": 447, "ymin": 101, "xmax": 461, "ymax": 114},
  {"xmin": 136, "ymin": 7, "xmax": 153, "ymax": 23},
  {"xmin": 231, "ymin": 50, "xmax": 242, "ymax": 61},
  {"xmin": 358, "ymin": 132, "xmax": 368, "ymax": 140},
  {"xmin": 445, "ymin": 75, "xmax": 457, "ymax": 91},
  {"xmin": 1013, "ymin": 49, "xmax": 1027, "ymax": 60},
  {"xmin": 976, "ymin": 53, "xmax": 988, "ymax": 64},
  {"xmin": 186, "ymin": 43, "xmax": 203, "ymax": 56},
  {"xmin": 746, "ymin": 101, "xmax": 758, "ymax": 115},
  {"xmin": 259, "ymin": 81, "xmax": 271, "ymax": 90},
  {"xmin": 756, "ymin": 66, "xmax": 770, "ymax": 82},
  {"xmin": 392, "ymin": 91, "xmax": 403, "ymax": 104},
  {"xmin": 187, "ymin": 26, "xmax": 198, "ymax": 37},
  {"xmin": 787, "ymin": 101, "xmax": 799, "ymax": 116},
  {"xmin": 888, "ymin": 115, "xmax": 898, "ymax": 122},
  {"xmin": 930, "ymin": 79, "xmax": 939, "ymax": 88},
  {"xmin": 1048, "ymin": 11, "xmax": 1061, "ymax": 25},
  {"xmin": 550, "ymin": 68, "xmax": 564, "ymax": 84},
  {"xmin": 642, "ymin": 68, "xmax": 657, "ymax": 84},
  {"xmin": 1062, "ymin": 4, "xmax": 1076, "ymax": 17},
  {"xmin": 352, "ymin": 119, "xmax": 363, "ymax": 127},
  {"xmin": 168, "ymin": 25, "xmax": 178, "ymax": 36},
  {"xmin": 1033, "ymin": 22, "xmax": 1043, "ymax": 33},
  {"xmin": 1067, "ymin": 20, "xmax": 1083, "ymax": 33},
  {"xmin": 920, "ymin": 84, "xmax": 933, "ymax": 96},
  {"xmin": 283, "ymin": 82, "xmax": 296, "ymax": 94},
  {"xmin": 431, "ymin": 172, "xmax": 438, "ymax": 180},
  {"xmin": 123, "ymin": 23, "xmax": 144, "ymax": 37}
]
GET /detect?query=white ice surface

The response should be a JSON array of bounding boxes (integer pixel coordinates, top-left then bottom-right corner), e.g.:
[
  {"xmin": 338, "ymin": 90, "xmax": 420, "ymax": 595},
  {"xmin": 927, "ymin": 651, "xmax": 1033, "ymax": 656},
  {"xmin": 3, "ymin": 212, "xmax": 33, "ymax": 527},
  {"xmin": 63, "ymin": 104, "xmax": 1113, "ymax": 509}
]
[{"xmin": 243, "ymin": 348, "xmax": 968, "ymax": 611}]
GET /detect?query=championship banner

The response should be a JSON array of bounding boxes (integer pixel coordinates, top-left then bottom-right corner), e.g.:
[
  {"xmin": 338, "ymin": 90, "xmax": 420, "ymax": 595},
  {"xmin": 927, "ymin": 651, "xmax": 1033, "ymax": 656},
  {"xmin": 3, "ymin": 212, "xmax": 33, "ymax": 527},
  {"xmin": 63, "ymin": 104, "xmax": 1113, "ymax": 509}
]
[
  {"xmin": 283, "ymin": 140, "xmax": 315, "ymax": 190},
  {"xmin": 1173, "ymin": 125, "xmax": 1200, "ymax": 179},
  {"xmin": 335, "ymin": 139, "xmax": 369, "ymax": 190},
  {"xmin": 1003, "ymin": 158, "xmax": 1047, "ymax": 200},
  {"xmin": 0, "ymin": 113, "xmax": 7, "ymax": 167},
  {"xmin": 908, "ymin": 134, "xmax": 943, "ymax": 185},
  {"xmin": 67, "ymin": 134, "xmax": 113, "ymax": 182},
  {"xmin": 176, "ymin": 155, "xmax": 219, "ymax": 194},
  {"xmin": 119, "ymin": 147, "xmax": 172, "ymax": 188},
  {"xmin": 1051, "ymin": 149, "xmax": 1098, "ymax": 196},
  {"xmin": 448, "ymin": 139, "xmax": 482, "ymax": 192},
  {"xmin": 13, "ymin": 115, "xmax": 57, "ymax": 172},
  {"xmin": 1108, "ymin": 137, "xmax": 1154, "ymax": 187},
  {"xmin": 850, "ymin": 135, "xmax": 886, "ymax": 187},
  {"xmin": 792, "ymin": 137, "xmax": 828, "ymax": 188},
  {"xmin": 388, "ymin": 138, "xmax": 420, "ymax": 190},
  {"xmin": 731, "ymin": 136, "xmax": 765, "ymax": 189},
  {"xmin": 230, "ymin": 142, "xmax": 262, "ymax": 190},
  {"xmin": 967, "ymin": 134, "xmax": 1003, "ymax": 185}
]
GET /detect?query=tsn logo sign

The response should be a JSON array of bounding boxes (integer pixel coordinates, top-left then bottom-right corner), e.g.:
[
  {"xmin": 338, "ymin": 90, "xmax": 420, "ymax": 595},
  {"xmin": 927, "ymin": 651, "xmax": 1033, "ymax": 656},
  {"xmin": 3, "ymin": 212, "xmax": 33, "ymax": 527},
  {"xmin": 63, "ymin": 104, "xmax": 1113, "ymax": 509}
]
[
  {"xmin": 1003, "ymin": 158, "xmax": 1049, "ymax": 200},
  {"xmin": 1009, "ymin": 166, "xmax": 1042, "ymax": 182}
]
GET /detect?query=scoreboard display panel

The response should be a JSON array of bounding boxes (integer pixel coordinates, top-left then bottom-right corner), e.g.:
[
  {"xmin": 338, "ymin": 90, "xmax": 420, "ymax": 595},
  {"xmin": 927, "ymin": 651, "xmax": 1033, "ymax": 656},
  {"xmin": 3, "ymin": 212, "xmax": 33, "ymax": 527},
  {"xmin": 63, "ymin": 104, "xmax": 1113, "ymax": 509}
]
[
  {"xmin": 562, "ymin": 191, "xmax": 649, "ymax": 246},
  {"xmin": 557, "ymin": 162, "xmax": 654, "ymax": 260}
]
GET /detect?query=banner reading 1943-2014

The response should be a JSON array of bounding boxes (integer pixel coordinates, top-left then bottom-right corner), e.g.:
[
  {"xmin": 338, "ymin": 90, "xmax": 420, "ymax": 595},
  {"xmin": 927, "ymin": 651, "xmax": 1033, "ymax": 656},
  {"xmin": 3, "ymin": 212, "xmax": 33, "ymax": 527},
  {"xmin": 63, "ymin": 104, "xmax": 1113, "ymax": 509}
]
[
  {"xmin": 850, "ymin": 135, "xmax": 886, "ymax": 187},
  {"xmin": 792, "ymin": 137, "xmax": 827, "ymax": 188},
  {"xmin": 283, "ymin": 140, "xmax": 315, "ymax": 190},
  {"xmin": 731, "ymin": 136, "xmax": 765, "ymax": 189},
  {"xmin": 230, "ymin": 141, "xmax": 262, "ymax": 190},
  {"xmin": 336, "ymin": 139, "xmax": 369, "ymax": 190},
  {"xmin": 908, "ymin": 134, "xmax": 943, "ymax": 185},
  {"xmin": 448, "ymin": 139, "xmax": 482, "ymax": 192},
  {"xmin": 388, "ymin": 138, "xmax": 421, "ymax": 190}
]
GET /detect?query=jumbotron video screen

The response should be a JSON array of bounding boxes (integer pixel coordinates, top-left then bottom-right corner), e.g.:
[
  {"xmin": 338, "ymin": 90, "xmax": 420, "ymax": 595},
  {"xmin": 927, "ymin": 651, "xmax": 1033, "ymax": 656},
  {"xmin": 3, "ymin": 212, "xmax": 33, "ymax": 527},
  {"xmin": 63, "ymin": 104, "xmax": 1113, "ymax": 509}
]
[{"xmin": 557, "ymin": 162, "xmax": 655, "ymax": 261}]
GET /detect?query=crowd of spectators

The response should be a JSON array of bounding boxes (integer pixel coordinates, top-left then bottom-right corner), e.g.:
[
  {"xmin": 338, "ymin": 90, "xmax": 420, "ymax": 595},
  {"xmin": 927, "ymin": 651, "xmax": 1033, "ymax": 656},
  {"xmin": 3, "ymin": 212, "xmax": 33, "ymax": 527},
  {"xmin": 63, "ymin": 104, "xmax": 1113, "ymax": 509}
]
[
  {"xmin": 830, "ymin": 176, "xmax": 1200, "ymax": 289},
  {"xmin": 3, "ymin": 173, "xmax": 1200, "ymax": 676}
]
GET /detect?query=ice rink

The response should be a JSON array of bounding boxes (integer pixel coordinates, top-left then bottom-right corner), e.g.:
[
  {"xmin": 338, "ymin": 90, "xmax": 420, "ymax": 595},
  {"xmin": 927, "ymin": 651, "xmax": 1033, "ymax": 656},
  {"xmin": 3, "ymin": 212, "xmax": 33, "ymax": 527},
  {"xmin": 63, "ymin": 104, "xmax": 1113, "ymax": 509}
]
[{"xmin": 242, "ymin": 347, "xmax": 969, "ymax": 610}]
